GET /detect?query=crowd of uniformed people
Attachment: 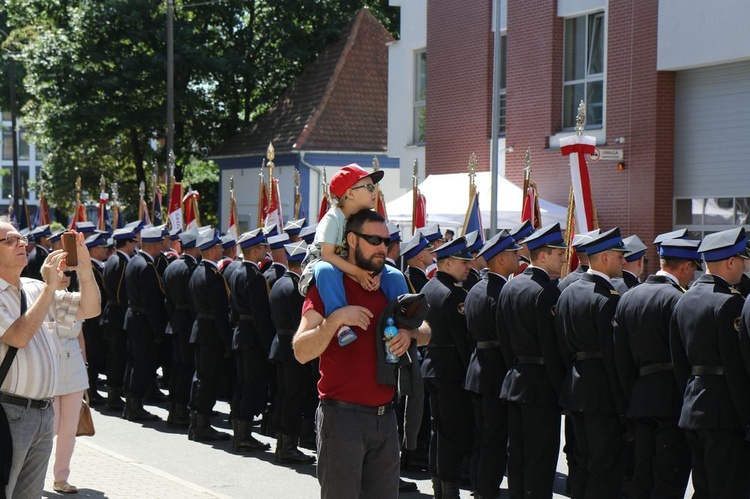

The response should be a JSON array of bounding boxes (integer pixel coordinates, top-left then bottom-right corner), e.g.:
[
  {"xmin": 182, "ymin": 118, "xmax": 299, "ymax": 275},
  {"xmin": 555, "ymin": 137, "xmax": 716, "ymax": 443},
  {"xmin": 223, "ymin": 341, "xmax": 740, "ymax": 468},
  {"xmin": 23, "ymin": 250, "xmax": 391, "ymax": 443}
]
[{"xmin": 18, "ymin": 211, "xmax": 750, "ymax": 499}]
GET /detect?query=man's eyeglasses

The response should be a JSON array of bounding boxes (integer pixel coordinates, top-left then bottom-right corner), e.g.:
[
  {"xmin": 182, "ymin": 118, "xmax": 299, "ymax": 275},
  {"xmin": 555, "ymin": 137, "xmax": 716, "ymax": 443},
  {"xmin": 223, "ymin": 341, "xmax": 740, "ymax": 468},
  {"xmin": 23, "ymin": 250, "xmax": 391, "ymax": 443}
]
[
  {"xmin": 352, "ymin": 232, "xmax": 390, "ymax": 247},
  {"xmin": 350, "ymin": 183, "xmax": 376, "ymax": 193},
  {"xmin": 0, "ymin": 235, "xmax": 29, "ymax": 247}
]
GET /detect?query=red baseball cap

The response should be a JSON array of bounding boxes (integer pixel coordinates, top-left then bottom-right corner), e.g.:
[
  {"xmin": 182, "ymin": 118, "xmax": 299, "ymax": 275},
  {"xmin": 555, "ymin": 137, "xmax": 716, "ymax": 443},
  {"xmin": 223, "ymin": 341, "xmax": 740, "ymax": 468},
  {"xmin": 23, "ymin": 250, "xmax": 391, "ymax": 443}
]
[{"xmin": 329, "ymin": 164, "xmax": 384, "ymax": 199}]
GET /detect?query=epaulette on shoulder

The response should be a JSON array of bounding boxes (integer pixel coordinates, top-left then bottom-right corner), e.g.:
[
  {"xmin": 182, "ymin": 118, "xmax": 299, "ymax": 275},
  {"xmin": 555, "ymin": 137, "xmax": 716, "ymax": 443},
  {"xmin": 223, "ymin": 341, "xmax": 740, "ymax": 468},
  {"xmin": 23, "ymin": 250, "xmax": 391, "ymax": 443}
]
[{"xmin": 610, "ymin": 289, "xmax": 620, "ymax": 296}]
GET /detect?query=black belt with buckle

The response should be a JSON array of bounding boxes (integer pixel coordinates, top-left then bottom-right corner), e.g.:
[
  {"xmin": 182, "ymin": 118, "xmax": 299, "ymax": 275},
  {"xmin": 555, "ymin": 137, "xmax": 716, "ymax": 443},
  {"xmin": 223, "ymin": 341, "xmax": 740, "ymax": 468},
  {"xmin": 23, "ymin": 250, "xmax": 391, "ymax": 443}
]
[
  {"xmin": 476, "ymin": 341, "xmax": 500, "ymax": 349},
  {"xmin": 0, "ymin": 392, "xmax": 53, "ymax": 410},
  {"xmin": 515, "ymin": 355, "xmax": 545, "ymax": 365},
  {"xmin": 196, "ymin": 313, "xmax": 215, "ymax": 320},
  {"xmin": 321, "ymin": 399, "xmax": 392, "ymax": 416},
  {"xmin": 639, "ymin": 362, "xmax": 673, "ymax": 377},
  {"xmin": 692, "ymin": 365, "xmax": 724, "ymax": 376},
  {"xmin": 574, "ymin": 351, "xmax": 602, "ymax": 361},
  {"xmin": 237, "ymin": 314, "xmax": 254, "ymax": 322}
]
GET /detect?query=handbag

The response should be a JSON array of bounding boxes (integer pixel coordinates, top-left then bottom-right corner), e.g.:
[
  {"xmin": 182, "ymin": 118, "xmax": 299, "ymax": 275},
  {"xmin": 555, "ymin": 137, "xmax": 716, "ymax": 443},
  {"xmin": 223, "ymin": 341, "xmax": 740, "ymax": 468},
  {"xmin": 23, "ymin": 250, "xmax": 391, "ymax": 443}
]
[{"xmin": 76, "ymin": 391, "xmax": 95, "ymax": 437}]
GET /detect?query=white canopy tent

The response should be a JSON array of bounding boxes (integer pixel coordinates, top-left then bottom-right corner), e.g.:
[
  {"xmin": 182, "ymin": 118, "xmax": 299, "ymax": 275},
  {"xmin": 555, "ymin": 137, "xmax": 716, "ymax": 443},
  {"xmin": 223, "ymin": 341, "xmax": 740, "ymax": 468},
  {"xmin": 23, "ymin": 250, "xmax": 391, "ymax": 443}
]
[{"xmin": 386, "ymin": 172, "xmax": 568, "ymax": 235}]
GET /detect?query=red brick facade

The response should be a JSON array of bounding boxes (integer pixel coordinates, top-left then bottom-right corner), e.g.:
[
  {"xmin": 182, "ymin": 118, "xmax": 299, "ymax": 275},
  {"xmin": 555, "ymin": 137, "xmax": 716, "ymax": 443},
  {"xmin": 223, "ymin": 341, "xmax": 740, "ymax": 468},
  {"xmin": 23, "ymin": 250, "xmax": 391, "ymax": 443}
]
[{"xmin": 426, "ymin": 0, "xmax": 675, "ymax": 274}]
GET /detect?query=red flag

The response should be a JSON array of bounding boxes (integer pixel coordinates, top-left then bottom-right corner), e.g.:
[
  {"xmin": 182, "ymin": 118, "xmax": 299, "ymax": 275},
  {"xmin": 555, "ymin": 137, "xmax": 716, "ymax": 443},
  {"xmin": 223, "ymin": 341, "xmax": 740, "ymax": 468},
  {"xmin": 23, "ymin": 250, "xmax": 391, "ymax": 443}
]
[
  {"xmin": 258, "ymin": 178, "xmax": 269, "ymax": 227},
  {"xmin": 376, "ymin": 190, "xmax": 388, "ymax": 220},
  {"xmin": 183, "ymin": 190, "xmax": 200, "ymax": 230},
  {"xmin": 97, "ymin": 191, "xmax": 109, "ymax": 231},
  {"xmin": 264, "ymin": 178, "xmax": 283, "ymax": 234},
  {"xmin": 168, "ymin": 182, "xmax": 183, "ymax": 231},
  {"xmin": 228, "ymin": 196, "xmax": 239, "ymax": 240},
  {"xmin": 414, "ymin": 192, "xmax": 427, "ymax": 230},
  {"xmin": 318, "ymin": 195, "xmax": 329, "ymax": 223},
  {"xmin": 68, "ymin": 203, "xmax": 87, "ymax": 230}
]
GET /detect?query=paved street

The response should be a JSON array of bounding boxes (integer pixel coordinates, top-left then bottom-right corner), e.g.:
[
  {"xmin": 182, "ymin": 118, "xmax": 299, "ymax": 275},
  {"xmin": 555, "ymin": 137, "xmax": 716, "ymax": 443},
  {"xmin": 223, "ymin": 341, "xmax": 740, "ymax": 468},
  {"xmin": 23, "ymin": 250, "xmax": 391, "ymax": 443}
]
[{"xmin": 40, "ymin": 388, "xmax": 694, "ymax": 498}]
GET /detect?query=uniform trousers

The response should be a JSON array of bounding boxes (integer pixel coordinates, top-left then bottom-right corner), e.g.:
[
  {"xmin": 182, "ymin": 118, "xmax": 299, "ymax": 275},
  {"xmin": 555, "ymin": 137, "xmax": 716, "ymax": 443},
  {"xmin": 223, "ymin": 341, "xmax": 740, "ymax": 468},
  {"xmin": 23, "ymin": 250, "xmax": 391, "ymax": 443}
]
[
  {"xmin": 273, "ymin": 357, "xmax": 312, "ymax": 435},
  {"xmin": 425, "ymin": 379, "xmax": 473, "ymax": 482},
  {"xmin": 52, "ymin": 390, "xmax": 84, "ymax": 482},
  {"xmin": 569, "ymin": 411, "xmax": 624, "ymax": 499},
  {"xmin": 506, "ymin": 402, "xmax": 560, "ymax": 499},
  {"xmin": 190, "ymin": 344, "xmax": 225, "ymax": 416},
  {"xmin": 470, "ymin": 393, "xmax": 508, "ymax": 498},
  {"xmin": 82, "ymin": 325, "xmax": 106, "ymax": 393},
  {"xmin": 316, "ymin": 402, "xmax": 400, "ymax": 499},
  {"xmin": 168, "ymin": 333, "xmax": 194, "ymax": 406},
  {"xmin": 126, "ymin": 322, "xmax": 158, "ymax": 398},
  {"xmin": 105, "ymin": 326, "xmax": 127, "ymax": 391},
  {"xmin": 2, "ymin": 401, "xmax": 54, "ymax": 499},
  {"xmin": 233, "ymin": 347, "xmax": 269, "ymax": 420},
  {"xmin": 629, "ymin": 417, "xmax": 690, "ymax": 499},
  {"xmin": 685, "ymin": 428, "xmax": 750, "ymax": 499}
]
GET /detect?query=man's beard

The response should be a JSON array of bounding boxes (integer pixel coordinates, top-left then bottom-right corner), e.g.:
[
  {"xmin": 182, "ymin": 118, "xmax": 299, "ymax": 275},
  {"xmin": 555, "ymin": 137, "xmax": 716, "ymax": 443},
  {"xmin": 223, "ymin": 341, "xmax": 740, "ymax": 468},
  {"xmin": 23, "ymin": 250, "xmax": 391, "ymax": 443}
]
[{"xmin": 354, "ymin": 244, "xmax": 385, "ymax": 275}]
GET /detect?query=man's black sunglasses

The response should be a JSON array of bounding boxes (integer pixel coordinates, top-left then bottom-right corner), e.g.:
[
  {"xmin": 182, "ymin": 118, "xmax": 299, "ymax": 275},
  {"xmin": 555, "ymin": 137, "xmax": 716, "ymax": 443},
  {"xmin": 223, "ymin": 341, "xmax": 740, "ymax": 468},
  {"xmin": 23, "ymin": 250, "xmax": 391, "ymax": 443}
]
[{"xmin": 351, "ymin": 232, "xmax": 391, "ymax": 247}]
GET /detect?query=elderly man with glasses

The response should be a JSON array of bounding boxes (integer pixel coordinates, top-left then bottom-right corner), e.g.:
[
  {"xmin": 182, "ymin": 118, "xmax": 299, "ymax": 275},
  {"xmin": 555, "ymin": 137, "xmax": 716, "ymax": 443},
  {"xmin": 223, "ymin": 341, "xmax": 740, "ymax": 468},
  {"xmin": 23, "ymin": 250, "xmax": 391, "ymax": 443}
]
[{"xmin": 0, "ymin": 220, "xmax": 101, "ymax": 498}]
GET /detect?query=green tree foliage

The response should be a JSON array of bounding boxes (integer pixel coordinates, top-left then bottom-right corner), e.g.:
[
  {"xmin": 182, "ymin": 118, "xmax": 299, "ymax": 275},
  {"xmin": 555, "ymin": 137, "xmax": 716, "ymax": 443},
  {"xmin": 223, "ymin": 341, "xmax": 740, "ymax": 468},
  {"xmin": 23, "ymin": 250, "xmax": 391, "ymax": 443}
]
[{"xmin": 0, "ymin": 0, "xmax": 396, "ymax": 223}]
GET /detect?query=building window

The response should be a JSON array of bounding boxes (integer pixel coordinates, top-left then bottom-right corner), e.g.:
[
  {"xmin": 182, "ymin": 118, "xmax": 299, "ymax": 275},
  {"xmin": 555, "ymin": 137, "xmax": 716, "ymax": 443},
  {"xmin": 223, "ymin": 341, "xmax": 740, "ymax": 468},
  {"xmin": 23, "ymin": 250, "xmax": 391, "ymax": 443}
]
[
  {"xmin": 563, "ymin": 11, "xmax": 605, "ymax": 129},
  {"xmin": 18, "ymin": 129, "xmax": 30, "ymax": 160},
  {"xmin": 1, "ymin": 166, "xmax": 30, "ymax": 200},
  {"xmin": 498, "ymin": 35, "xmax": 507, "ymax": 136},
  {"xmin": 675, "ymin": 197, "xmax": 750, "ymax": 238},
  {"xmin": 413, "ymin": 50, "xmax": 426, "ymax": 145}
]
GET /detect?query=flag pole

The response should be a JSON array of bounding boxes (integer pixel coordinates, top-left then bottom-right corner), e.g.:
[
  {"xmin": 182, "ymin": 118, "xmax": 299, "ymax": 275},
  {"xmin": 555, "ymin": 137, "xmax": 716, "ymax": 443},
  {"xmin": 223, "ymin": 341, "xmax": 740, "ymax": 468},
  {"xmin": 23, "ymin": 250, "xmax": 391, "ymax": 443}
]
[
  {"xmin": 112, "ymin": 182, "xmax": 119, "ymax": 229},
  {"xmin": 373, "ymin": 156, "xmax": 381, "ymax": 214},
  {"xmin": 257, "ymin": 159, "xmax": 265, "ymax": 227},
  {"xmin": 151, "ymin": 160, "xmax": 159, "ymax": 224},
  {"xmin": 411, "ymin": 159, "xmax": 418, "ymax": 235},
  {"xmin": 461, "ymin": 153, "xmax": 478, "ymax": 236},
  {"xmin": 293, "ymin": 168, "xmax": 301, "ymax": 219}
]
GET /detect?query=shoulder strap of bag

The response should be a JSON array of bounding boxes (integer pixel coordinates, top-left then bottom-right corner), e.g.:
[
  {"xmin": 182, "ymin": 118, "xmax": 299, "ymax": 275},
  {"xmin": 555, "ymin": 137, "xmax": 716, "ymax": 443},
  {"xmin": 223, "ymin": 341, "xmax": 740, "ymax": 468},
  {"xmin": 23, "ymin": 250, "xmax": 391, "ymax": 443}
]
[{"xmin": 0, "ymin": 289, "xmax": 27, "ymax": 387}]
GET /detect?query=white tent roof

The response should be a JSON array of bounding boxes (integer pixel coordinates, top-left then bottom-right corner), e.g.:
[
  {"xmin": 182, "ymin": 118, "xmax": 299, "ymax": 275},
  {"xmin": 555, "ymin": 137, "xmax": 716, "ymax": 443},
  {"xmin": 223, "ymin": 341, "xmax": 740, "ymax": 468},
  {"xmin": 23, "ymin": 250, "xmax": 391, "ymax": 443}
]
[{"xmin": 386, "ymin": 172, "xmax": 568, "ymax": 233}]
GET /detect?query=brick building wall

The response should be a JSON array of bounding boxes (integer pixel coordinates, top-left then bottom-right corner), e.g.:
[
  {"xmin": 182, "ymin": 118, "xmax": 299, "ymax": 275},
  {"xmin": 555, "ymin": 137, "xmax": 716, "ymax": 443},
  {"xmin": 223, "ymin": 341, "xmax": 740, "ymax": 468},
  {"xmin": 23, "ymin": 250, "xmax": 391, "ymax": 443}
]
[
  {"xmin": 425, "ymin": 0, "xmax": 494, "ymax": 174},
  {"xmin": 426, "ymin": 0, "xmax": 674, "ymax": 274}
]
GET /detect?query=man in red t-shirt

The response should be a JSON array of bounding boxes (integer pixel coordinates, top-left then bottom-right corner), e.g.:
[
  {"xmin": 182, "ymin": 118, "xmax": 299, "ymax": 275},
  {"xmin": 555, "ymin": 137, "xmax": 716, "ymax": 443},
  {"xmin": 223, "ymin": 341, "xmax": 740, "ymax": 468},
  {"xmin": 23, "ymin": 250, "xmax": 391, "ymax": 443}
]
[{"xmin": 294, "ymin": 209, "xmax": 430, "ymax": 499}]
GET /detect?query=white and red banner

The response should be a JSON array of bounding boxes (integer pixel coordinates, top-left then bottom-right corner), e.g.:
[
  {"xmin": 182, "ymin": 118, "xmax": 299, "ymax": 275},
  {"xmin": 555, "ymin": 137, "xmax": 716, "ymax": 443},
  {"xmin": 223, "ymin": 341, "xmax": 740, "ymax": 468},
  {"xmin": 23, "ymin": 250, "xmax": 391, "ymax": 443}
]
[
  {"xmin": 561, "ymin": 134, "xmax": 597, "ymax": 232},
  {"xmin": 182, "ymin": 189, "xmax": 200, "ymax": 230},
  {"xmin": 228, "ymin": 195, "xmax": 239, "ymax": 241},
  {"xmin": 263, "ymin": 178, "xmax": 283, "ymax": 234},
  {"xmin": 168, "ymin": 182, "xmax": 183, "ymax": 231}
]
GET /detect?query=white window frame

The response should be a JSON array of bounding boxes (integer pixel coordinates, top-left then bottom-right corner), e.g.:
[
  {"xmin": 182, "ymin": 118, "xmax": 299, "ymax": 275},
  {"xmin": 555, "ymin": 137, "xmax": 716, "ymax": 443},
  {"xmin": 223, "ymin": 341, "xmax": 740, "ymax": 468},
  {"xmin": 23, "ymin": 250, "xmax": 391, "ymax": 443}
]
[{"xmin": 562, "ymin": 10, "xmax": 606, "ymax": 131}]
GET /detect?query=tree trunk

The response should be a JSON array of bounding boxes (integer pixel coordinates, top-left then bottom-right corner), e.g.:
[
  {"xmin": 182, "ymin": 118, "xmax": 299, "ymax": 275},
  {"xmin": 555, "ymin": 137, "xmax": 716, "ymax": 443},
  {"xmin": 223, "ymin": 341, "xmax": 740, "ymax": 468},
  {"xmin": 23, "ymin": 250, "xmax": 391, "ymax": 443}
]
[{"xmin": 130, "ymin": 128, "xmax": 146, "ymax": 187}]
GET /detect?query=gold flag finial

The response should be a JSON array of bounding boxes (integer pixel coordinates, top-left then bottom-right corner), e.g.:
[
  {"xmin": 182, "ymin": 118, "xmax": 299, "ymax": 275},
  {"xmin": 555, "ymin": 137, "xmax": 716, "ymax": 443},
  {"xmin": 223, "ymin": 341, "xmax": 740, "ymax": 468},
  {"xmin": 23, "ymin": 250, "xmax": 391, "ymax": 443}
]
[
  {"xmin": 100, "ymin": 175, "xmax": 106, "ymax": 193},
  {"xmin": 230, "ymin": 175, "xmax": 235, "ymax": 198},
  {"xmin": 75, "ymin": 176, "xmax": 82, "ymax": 204},
  {"xmin": 112, "ymin": 182, "xmax": 118, "ymax": 202},
  {"xmin": 524, "ymin": 147, "xmax": 532, "ymax": 181},
  {"xmin": 575, "ymin": 100, "xmax": 586, "ymax": 136},
  {"xmin": 293, "ymin": 168, "xmax": 300, "ymax": 188},
  {"xmin": 468, "ymin": 152, "xmax": 478, "ymax": 188},
  {"xmin": 372, "ymin": 156, "xmax": 380, "ymax": 171},
  {"xmin": 139, "ymin": 180, "xmax": 145, "ymax": 202},
  {"xmin": 266, "ymin": 143, "xmax": 275, "ymax": 199},
  {"xmin": 412, "ymin": 158, "xmax": 419, "ymax": 179}
]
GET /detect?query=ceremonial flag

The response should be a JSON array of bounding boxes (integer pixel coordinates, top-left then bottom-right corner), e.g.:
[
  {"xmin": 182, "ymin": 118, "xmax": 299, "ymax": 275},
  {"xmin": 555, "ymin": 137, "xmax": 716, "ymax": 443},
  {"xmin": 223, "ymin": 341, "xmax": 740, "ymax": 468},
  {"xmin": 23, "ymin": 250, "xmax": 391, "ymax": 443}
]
[
  {"xmin": 167, "ymin": 182, "xmax": 183, "ymax": 231},
  {"xmin": 35, "ymin": 195, "xmax": 51, "ymax": 228},
  {"xmin": 183, "ymin": 189, "xmax": 200, "ymax": 230},
  {"xmin": 258, "ymin": 174, "xmax": 268, "ymax": 227},
  {"xmin": 152, "ymin": 187, "xmax": 164, "ymax": 226},
  {"xmin": 97, "ymin": 191, "xmax": 111, "ymax": 232},
  {"xmin": 318, "ymin": 195, "xmax": 329, "ymax": 222},
  {"xmin": 375, "ymin": 190, "xmax": 388, "ymax": 221},
  {"xmin": 462, "ymin": 190, "xmax": 482, "ymax": 235},
  {"xmin": 521, "ymin": 181, "xmax": 543, "ymax": 229},
  {"xmin": 561, "ymin": 135, "xmax": 596, "ymax": 231},
  {"xmin": 414, "ymin": 191, "xmax": 427, "ymax": 230},
  {"xmin": 68, "ymin": 203, "xmax": 87, "ymax": 230},
  {"xmin": 264, "ymin": 178, "xmax": 283, "ymax": 234},
  {"xmin": 138, "ymin": 199, "xmax": 151, "ymax": 227},
  {"xmin": 228, "ymin": 178, "xmax": 239, "ymax": 241}
]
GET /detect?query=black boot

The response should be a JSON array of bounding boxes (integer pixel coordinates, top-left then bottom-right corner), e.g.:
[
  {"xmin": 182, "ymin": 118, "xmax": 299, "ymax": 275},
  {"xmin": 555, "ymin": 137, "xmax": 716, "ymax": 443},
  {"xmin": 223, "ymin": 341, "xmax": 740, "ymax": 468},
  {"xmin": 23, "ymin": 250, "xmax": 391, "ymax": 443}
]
[
  {"xmin": 193, "ymin": 414, "xmax": 230, "ymax": 442},
  {"xmin": 105, "ymin": 386, "xmax": 125, "ymax": 411},
  {"xmin": 440, "ymin": 481, "xmax": 459, "ymax": 499},
  {"xmin": 88, "ymin": 387, "xmax": 105, "ymax": 406},
  {"xmin": 277, "ymin": 434, "xmax": 315, "ymax": 464},
  {"xmin": 234, "ymin": 420, "xmax": 270, "ymax": 451},
  {"xmin": 145, "ymin": 380, "xmax": 167, "ymax": 403},
  {"xmin": 167, "ymin": 403, "xmax": 190, "ymax": 428},
  {"xmin": 125, "ymin": 397, "xmax": 159, "ymax": 422},
  {"xmin": 431, "ymin": 477, "xmax": 442, "ymax": 498}
]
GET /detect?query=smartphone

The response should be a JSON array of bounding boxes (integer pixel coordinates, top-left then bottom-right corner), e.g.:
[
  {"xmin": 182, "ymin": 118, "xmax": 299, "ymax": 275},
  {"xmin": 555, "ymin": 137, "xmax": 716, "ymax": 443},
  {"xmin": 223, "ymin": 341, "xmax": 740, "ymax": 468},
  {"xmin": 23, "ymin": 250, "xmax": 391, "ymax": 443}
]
[{"xmin": 62, "ymin": 232, "xmax": 78, "ymax": 267}]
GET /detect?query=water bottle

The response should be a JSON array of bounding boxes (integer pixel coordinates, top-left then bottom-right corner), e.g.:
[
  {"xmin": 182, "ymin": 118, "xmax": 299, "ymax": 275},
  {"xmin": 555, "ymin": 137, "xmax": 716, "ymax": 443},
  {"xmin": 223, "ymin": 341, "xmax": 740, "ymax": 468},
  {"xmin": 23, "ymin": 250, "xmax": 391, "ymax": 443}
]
[{"xmin": 384, "ymin": 317, "xmax": 400, "ymax": 364}]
